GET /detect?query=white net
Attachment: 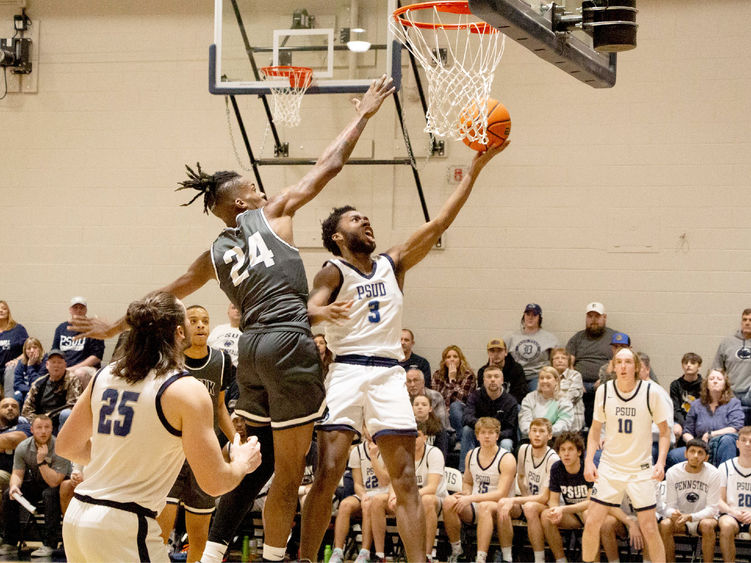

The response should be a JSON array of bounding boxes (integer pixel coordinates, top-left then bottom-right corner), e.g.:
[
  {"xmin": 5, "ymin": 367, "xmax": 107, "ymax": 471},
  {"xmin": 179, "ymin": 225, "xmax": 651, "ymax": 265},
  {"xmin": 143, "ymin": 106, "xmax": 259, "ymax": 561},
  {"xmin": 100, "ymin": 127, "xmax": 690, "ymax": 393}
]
[
  {"xmin": 261, "ymin": 67, "xmax": 313, "ymax": 128},
  {"xmin": 390, "ymin": 2, "xmax": 505, "ymax": 144}
]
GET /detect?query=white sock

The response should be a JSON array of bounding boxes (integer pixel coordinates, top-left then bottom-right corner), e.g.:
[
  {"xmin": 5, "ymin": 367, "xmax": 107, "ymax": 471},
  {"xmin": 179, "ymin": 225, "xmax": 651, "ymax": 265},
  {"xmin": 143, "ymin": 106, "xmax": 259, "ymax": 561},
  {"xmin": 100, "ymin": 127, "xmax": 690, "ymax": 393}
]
[
  {"xmin": 332, "ymin": 547, "xmax": 344, "ymax": 556},
  {"xmin": 534, "ymin": 550, "xmax": 545, "ymax": 563},
  {"xmin": 359, "ymin": 548, "xmax": 370, "ymax": 556},
  {"xmin": 476, "ymin": 550, "xmax": 487, "ymax": 563},
  {"xmin": 201, "ymin": 541, "xmax": 227, "ymax": 563},
  {"xmin": 502, "ymin": 546, "xmax": 512, "ymax": 561},
  {"xmin": 555, "ymin": 558, "xmax": 567, "ymax": 563},
  {"xmin": 451, "ymin": 541, "xmax": 463, "ymax": 555},
  {"xmin": 376, "ymin": 552, "xmax": 385, "ymax": 559},
  {"xmin": 263, "ymin": 543, "xmax": 287, "ymax": 561},
  {"xmin": 608, "ymin": 559, "xmax": 620, "ymax": 563}
]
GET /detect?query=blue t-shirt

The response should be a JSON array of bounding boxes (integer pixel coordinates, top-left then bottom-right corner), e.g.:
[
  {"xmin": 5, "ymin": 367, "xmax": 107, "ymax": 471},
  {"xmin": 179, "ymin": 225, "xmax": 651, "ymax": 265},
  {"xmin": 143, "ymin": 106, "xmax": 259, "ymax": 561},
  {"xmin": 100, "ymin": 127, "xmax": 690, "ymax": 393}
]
[
  {"xmin": 548, "ymin": 459, "xmax": 592, "ymax": 505},
  {"xmin": 0, "ymin": 324, "xmax": 28, "ymax": 367},
  {"xmin": 52, "ymin": 322, "xmax": 104, "ymax": 368},
  {"xmin": 0, "ymin": 419, "xmax": 32, "ymax": 473}
]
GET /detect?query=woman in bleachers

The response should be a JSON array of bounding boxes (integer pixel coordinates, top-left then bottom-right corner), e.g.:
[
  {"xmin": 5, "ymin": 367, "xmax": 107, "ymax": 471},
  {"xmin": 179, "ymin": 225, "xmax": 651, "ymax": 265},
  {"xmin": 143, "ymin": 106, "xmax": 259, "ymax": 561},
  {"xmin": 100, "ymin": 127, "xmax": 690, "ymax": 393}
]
[
  {"xmin": 0, "ymin": 301, "xmax": 29, "ymax": 398},
  {"xmin": 667, "ymin": 368, "xmax": 743, "ymax": 467},
  {"xmin": 412, "ymin": 393, "xmax": 449, "ymax": 458},
  {"xmin": 431, "ymin": 345, "xmax": 476, "ymax": 436},
  {"xmin": 13, "ymin": 337, "xmax": 47, "ymax": 406},
  {"xmin": 313, "ymin": 333, "xmax": 333, "ymax": 375},
  {"xmin": 550, "ymin": 347, "xmax": 585, "ymax": 433},
  {"xmin": 519, "ymin": 366, "xmax": 575, "ymax": 440}
]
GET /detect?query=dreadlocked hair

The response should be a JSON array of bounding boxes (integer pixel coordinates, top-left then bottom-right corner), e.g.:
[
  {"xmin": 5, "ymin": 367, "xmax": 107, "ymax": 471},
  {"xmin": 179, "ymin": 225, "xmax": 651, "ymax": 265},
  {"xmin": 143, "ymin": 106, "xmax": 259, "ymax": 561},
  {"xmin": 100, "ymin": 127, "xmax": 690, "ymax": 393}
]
[{"xmin": 176, "ymin": 162, "xmax": 242, "ymax": 214}]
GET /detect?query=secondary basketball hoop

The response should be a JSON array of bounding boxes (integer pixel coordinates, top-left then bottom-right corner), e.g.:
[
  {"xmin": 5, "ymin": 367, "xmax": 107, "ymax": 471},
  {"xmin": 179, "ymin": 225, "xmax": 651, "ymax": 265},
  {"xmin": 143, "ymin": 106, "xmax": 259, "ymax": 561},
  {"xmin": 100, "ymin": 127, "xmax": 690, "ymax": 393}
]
[
  {"xmin": 260, "ymin": 66, "xmax": 313, "ymax": 127},
  {"xmin": 390, "ymin": 1, "xmax": 505, "ymax": 145}
]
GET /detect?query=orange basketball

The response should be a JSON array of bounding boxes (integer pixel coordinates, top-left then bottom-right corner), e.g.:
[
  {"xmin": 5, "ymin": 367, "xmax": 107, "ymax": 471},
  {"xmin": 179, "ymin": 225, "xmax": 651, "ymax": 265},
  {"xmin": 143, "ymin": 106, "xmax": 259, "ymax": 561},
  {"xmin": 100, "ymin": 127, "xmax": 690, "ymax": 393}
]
[{"xmin": 461, "ymin": 98, "xmax": 511, "ymax": 152}]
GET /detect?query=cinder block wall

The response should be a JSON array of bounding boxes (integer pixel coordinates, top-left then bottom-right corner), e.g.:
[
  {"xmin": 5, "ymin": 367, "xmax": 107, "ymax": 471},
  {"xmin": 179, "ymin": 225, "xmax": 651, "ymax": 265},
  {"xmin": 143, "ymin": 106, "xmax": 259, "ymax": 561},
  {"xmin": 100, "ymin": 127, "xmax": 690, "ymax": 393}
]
[{"xmin": 1, "ymin": 1, "xmax": 749, "ymax": 382}]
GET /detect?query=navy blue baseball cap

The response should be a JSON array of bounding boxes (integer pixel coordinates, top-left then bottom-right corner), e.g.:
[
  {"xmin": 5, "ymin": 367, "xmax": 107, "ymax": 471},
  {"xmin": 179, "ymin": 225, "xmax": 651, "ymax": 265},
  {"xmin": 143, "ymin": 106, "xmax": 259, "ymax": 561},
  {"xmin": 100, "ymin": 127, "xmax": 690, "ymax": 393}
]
[{"xmin": 524, "ymin": 303, "xmax": 542, "ymax": 316}]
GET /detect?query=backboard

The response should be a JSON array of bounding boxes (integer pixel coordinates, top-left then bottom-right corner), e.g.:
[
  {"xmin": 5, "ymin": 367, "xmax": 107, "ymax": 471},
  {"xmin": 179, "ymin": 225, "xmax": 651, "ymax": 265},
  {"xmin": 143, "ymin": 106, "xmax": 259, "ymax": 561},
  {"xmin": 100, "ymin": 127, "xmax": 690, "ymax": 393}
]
[
  {"xmin": 469, "ymin": 0, "xmax": 625, "ymax": 88},
  {"xmin": 210, "ymin": 0, "xmax": 401, "ymax": 95}
]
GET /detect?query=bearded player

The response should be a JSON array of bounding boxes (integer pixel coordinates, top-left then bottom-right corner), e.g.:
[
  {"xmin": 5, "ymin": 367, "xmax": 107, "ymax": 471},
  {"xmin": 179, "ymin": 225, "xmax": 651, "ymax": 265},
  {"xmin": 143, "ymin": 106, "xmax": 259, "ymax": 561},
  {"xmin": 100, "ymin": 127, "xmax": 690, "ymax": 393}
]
[{"xmin": 299, "ymin": 141, "xmax": 509, "ymax": 562}]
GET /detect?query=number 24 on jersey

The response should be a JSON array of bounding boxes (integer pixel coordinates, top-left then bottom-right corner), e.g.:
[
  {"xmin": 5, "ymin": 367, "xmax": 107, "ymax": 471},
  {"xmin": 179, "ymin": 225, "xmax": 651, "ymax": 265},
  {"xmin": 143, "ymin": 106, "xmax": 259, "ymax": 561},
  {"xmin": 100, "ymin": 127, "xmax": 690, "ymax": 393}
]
[{"xmin": 224, "ymin": 232, "xmax": 276, "ymax": 286}]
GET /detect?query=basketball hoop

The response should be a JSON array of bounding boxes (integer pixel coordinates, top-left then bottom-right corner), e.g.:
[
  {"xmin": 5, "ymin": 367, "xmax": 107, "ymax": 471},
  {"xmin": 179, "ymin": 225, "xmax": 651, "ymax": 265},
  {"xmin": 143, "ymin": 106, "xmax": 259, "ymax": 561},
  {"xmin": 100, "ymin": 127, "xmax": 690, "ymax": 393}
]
[
  {"xmin": 390, "ymin": 1, "xmax": 505, "ymax": 145},
  {"xmin": 260, "ymin": 66, "xmax": 313, "ymax": 128}
]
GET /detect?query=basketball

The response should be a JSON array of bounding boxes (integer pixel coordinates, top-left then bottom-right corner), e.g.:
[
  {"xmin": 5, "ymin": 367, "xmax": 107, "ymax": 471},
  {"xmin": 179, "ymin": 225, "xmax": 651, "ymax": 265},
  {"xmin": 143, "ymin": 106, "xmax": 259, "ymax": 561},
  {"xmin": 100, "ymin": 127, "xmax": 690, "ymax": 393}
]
[{"xmin": 461, "ymin": 98, "xmax": 511, "ymax": 152}]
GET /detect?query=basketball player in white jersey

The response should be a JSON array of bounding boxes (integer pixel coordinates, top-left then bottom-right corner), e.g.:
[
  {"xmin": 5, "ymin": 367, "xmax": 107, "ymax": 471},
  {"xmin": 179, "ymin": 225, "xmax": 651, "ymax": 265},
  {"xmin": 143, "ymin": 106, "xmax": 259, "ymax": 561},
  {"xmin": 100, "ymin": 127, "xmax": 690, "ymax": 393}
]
[
  {"xmin": 582, "ymin": 348, "xmax": 670, "ymax": 563},
  {"xmin": 660, "ymin": 438, "xmax": 719, "ymax": 563},
  {"xmin": 497, "ymin": 417, "xmax": 559, "ymax": 563},
  {"xmin": 299, "ymin": 141, "xmax": 509, "ymax": 562},
  {"xmin": 718, "ymin": 426, "xmax": 751, "ymax": 562},
  {"xmin": 443, "ymin": 417, "xmax": 516, "ymax": 563},
  {"xmin": 56, "ymin": 292, "xmax": 261, "ymax": 563}
]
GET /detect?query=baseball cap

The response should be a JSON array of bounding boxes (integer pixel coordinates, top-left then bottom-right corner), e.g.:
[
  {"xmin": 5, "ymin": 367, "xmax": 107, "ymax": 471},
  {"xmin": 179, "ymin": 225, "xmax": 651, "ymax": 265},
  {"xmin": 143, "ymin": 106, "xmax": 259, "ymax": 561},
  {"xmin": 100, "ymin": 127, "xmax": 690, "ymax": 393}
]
[
  {"xmin": 70, "ymin": 296, "xmax": 87, "ymax": 307},
  {"xmin": 586, "ymin": 302, "xmax": 605, "ymax": 315},
  {"xmin": 47, "ymin": 349, "xmax": 65, "ymax": 360},
  {"xmin": 524, "ymin": 303, "xmax": 542, "ymax": 316},
  {"xmin": 611, "ymin": 332, "xmax": 631, "ymax": 346},
  {"xmin": 487, "ymin": 338, "xmax": 506, "ymax": 351}
]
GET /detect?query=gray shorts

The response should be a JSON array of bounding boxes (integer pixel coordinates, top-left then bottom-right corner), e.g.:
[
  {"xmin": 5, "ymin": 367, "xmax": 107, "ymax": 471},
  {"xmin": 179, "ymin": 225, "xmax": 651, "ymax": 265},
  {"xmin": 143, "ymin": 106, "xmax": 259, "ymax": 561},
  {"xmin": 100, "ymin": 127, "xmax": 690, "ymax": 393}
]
[{"xmin": 166, "ymin": 461, "xmax": 215, "ymax": 514}]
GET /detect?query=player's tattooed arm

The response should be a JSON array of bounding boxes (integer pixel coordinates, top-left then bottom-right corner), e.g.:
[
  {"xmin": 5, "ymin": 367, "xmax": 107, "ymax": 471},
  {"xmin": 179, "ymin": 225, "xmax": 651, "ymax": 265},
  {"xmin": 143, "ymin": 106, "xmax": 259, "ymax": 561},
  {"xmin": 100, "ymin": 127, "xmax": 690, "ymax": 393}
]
[
  {"xmin": 266, "ymin": 75, "xmax": 395, "ymax": 221},
  {"xmin": 387, "ymin": 141, "xmax": 509, "ymax": 285},
  {"xmin": 70, "ymin": 251, "xmax": 216, "ymax": 340},
  {"xmin": 308, "ymin": 264, "xmax": 352, "ymax": 326}
]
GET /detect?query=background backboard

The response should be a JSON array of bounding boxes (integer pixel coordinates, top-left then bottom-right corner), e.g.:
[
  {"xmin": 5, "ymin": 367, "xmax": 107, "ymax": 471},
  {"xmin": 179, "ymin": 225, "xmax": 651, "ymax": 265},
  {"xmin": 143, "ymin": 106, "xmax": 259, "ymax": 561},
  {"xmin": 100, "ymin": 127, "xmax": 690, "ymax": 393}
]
[{"xmin": 211, "ymin": 0, "xmax": 401, "ymax": 95}]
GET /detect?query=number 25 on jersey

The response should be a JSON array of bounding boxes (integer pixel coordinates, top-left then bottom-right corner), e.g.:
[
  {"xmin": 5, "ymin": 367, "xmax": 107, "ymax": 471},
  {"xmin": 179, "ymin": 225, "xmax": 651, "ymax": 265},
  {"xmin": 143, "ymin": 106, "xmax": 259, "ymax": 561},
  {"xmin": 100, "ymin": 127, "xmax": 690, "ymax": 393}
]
[{"xmin": 224, "ymin": 232, "xmax": 276, "ymax": 286}]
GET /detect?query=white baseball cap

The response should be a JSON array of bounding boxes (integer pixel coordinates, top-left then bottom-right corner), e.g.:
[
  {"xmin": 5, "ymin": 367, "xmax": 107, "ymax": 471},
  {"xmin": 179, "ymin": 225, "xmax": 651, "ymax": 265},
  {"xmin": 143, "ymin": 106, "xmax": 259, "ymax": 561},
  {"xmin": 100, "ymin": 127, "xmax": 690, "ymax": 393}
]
[
  {"xmin": 586, "ymin": 302, "xmax": 605, "ymax": 315},
  {"xmin": 70, "ymin": 296, "xmax": 87, "ymax": 307}
]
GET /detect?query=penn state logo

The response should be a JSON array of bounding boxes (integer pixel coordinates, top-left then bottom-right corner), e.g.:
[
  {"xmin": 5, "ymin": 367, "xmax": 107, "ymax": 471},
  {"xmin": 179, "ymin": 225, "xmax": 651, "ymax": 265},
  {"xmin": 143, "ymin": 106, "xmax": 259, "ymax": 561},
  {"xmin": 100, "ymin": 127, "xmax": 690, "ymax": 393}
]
[
  {"xmin": 737, "ymin": 346, "xmax": 751, "ymax": 360},
  {"xmin": 686, "ymin": 492, "xmax": 700, "ymax": 503}
]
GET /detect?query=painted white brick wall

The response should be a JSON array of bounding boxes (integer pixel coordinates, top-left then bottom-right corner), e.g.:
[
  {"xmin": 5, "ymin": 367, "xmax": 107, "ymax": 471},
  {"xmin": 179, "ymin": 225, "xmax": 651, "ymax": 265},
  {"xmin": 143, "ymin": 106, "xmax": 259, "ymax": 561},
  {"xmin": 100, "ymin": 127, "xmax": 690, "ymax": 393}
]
[{"xmin": 1, "ymin": 1, "xmax": 750, "ymax": 385}]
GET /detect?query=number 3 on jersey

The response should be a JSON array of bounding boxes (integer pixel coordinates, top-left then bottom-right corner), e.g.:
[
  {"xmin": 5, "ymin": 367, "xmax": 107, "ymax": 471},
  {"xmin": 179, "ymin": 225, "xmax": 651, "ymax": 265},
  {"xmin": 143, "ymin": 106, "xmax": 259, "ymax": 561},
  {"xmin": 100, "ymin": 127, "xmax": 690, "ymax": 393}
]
[
  {"xmin": 368, "ymin": 300, "xmax": 380, "ymax": 323},
  {"xmin": 98, "ymin": 389, "xmax": 140, "ymax": 437},
  {"xmin": 224, "ymin": 232, "xmax": 276, "ymax": 286}
]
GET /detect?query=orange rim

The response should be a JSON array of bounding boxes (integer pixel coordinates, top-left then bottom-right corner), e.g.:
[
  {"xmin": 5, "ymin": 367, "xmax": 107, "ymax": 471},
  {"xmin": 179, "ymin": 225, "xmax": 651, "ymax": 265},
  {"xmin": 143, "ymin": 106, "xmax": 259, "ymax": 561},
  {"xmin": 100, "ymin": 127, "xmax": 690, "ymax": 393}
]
[
  {"xmin": 392, "ymin": 1, "xmax": 497, "ymax": 34},
  {"xmin": 260, "ymin": 66, "xmax": 313, "ymax": 89}
]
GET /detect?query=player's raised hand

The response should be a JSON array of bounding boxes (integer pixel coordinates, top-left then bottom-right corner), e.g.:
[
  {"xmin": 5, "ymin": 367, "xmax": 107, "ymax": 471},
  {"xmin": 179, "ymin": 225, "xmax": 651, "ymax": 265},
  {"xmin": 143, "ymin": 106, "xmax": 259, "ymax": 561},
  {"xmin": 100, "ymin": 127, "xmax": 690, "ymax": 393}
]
[
  {"xmin": 470, "ymin": 139, "xmax": 510, "ymax": 171},
  {"xmin": 68, "ymin": 315, "xmax": 117, "ymax": 340},
  {"xmin": 231, "ymin": 433, "xmax": 262, "ymax": 474},
  {"xmin": 321, "ymin": 300, "xmax": 354, "ymax": 325},
  {"xmin": 353, "ymin": 74, "xmax": 395, "ymax": 118}
]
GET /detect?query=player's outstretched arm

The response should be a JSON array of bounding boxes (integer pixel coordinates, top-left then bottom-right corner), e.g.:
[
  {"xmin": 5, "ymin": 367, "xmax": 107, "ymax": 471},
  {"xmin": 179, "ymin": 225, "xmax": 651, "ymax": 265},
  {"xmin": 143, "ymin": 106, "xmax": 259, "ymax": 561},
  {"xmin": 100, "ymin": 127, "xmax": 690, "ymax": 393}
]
[
  {"xmin": 57, "ymin": 379, "xmax": 95, "ymax": 465},
  {"xmin": 265, "ymin": 75, "xmax": 395, "ymax": 220},
  {"xmin": 163, "ymin": 377, "xmax": 261, "ymax": 497},
  {"xmin": 387, "ymin": 141, "xmax": 509, "ymax": 280},
  {"xmin": 70, "ymin": 251, "xmax": 216, "ymax": 340},
  {"xmin": 307, "ymin": 264, "xmax": 352, "ymax": 326}
]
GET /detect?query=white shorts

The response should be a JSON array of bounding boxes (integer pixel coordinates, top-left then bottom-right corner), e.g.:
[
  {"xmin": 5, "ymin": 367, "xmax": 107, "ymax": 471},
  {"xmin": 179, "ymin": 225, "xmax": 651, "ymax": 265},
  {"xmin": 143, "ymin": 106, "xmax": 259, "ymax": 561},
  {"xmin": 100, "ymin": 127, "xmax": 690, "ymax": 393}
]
[
  {"xmin": 318, "ymin": 361, "xmax": 416, "ymax": 439},
  {"xmin": 590, "ymin": 462, "xmax": 657, "ymax": 511},
  {"xmin": 63, "ymin": 497, "xmax": 168, "ymax": 563}
]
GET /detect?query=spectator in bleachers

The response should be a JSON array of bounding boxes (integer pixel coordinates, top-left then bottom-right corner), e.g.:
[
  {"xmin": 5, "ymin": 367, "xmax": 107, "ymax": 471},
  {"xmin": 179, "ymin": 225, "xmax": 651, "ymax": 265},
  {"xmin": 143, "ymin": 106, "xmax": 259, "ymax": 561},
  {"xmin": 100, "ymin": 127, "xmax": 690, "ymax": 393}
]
[
  {"xmin": 551, "ymin": 348, "xmax": 585, "ymax": 434},
  {"xmin": 718, "ymin": 427, "xmax": 751, "ymax": 563},
  {"xmin": 399, "ymin": 329, "xmax": 431, "ymax": 389},
  {"xmin": 52, "ymin": 297, "xmax": 104, "ymax": 388},
  {"xmin": 505, "ymin": 304, "xmax": 558, "ymax": 392},
  {"xmin": 330, "ymin": 438, "xmax": 389, "ymax": 563},
  {"xmin": 313, "ymin": 334, "xmax": 334, "ymax": 376},
  {"xmin": 660, "ymin": 439, "xmax": 719, "ymax": 563},
  {"xmin": 458, "ymin": 366, "xmax": 518, "ymax": 472},
  {"xmin": 712, "ymin": 308, "xmax": 751, "ymax": 404},
  {"xmin": 443, "ymin": 417, "xmax": 516, "ymax": 563},
  {"xmin": 406, "ymin": 367, "xmax": 448, "ymax": 429},
  {"xmin": 12, "ymin": 337, "xmax": 47, "ymax": 407},
  {"xmin": 22, "ymin": 349, "xmax": 82, "ymax": 433},
  {"xmin": 207, "ymin": 302, "xmax": 242, "ymax": 367},
  {"xmin": 432, "ymin": 345, "xmax": 476, "ymax": 436},
  {"xmin": 496, "ymin": 418, "xmax": 559, "ymax": 563},
  {"xmin": 477, "ymin": 338, "xmax": 527, "ymax": 405},
  {"xmin": 0, "ymin": 301, "xmax": 28, "ymax": 399},
  {"xmin": 667, "ymin": 369, "xmax": 744, "ymax": 468},
  {"xmin": 595, "ymin": 332, "xmax": 631, "ymax": 386},
  {"xmin": 670, "ymin": 352, "xmax": 703, "ymax": 445},
  {"xmin": 565, "ymin": 302, "xmax": 618, "ymax": 428},
  {"xmin": 540, "ymin": 432, "xmax": 594, "ymax": 563},
  {"xmin": 412, "ymin": 393, "xmax": 449, "ymax": 458},
  {"xmin": 0, "ymin": 414, "xmax": 70, "ymax": 557},
  {"xmin": 0, "ymin": 398, "xmax": 31, "ymax": 499},
  {"xmin": 519, "ymin": 366, "xmax": 575, "ymax": 440},
  {"xmin": 370, "ymin": 422, "xmax": 446, "ymax": 563}
]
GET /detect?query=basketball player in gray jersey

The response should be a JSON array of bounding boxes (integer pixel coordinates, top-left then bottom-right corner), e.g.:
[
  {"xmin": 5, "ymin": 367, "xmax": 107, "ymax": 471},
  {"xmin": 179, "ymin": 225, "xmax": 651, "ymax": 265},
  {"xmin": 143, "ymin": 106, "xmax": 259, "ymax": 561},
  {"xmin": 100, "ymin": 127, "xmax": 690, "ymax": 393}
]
[
  {"xmin": 71, "ymin": 75, "xmax": 395, "ymax": 563},
  {"xmin": 300, "ymin": 140, "xmax": 509, "ymax": 562}
]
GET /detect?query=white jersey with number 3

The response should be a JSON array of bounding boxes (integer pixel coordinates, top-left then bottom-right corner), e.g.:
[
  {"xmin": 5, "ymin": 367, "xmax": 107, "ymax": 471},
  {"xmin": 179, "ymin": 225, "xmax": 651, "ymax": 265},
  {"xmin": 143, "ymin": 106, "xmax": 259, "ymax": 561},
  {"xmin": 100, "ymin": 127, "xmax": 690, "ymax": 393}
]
[
  {"xmin": 594, "ymin": 379, "xmax": 668, "ymax": 472},
  {"xmin": 324, "ymin": 254, "xmax": 404, "ymax": 359}
]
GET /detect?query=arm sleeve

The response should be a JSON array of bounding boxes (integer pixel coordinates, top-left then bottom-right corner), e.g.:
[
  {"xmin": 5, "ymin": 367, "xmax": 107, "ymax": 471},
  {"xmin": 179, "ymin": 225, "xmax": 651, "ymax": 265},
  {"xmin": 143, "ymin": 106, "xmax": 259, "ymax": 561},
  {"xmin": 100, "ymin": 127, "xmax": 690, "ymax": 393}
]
[
  {"xmin": 663, "ymin": 469, "xmax": 677, "ymax": 518},
  {"xmin": 567, "ymin": 370, "xmax": 584, "ymax": 402},
  {"xmin": 12, "ymin": 444, "xmax": 26, "ymax": 472},
  {"xmin": 462, "ymin": 392, "xmax": 478, "ymax": 429},
  {"xmin": 84, "ymin": 337, "xmax": 105, "ymax": 361},
  {"xmin": 684, "ymin": 402, "xmax": 697, "ymax": 436},
  {"xmin": 51, "ymin": 326, "xmax": 61, "ymax": 350},
  {"xmin": 712, "ymin": 343, "xmax": 726, "ymax": 371},
  {"xmin": 499, "ymin": 399, "xmax": 519, "ymax": 442},
  {"xmin": 670, "ymin": 380, "xmax": 686, "ymax": 426},
  {"xmin": 14, "ymin": 363, "xmax": 29, "ymax": 394},
  {"xmin": 552, "ymin": 399, "xmax": 575, "ymax": 434},
  {"xmin": 693, "ymin": 469, "xmax": 721, "ymax": 520},
  {"xmin": 518, "ymin": 394, "xmax": 533, "ymax": 439},
  {"xmin": 548, "ymin": 463, "xmax": 561, "ymax": 493},
  {"xmin": 727, "ymin": 398, "xmax": 745, "ymax": 431},
  {"xmin": 565, "ymin": 334, "xmax": 577, "ymax": 356},
  {"xmin": 433, "ymin": 429, "xmax": 449, "ymax": 459}
]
